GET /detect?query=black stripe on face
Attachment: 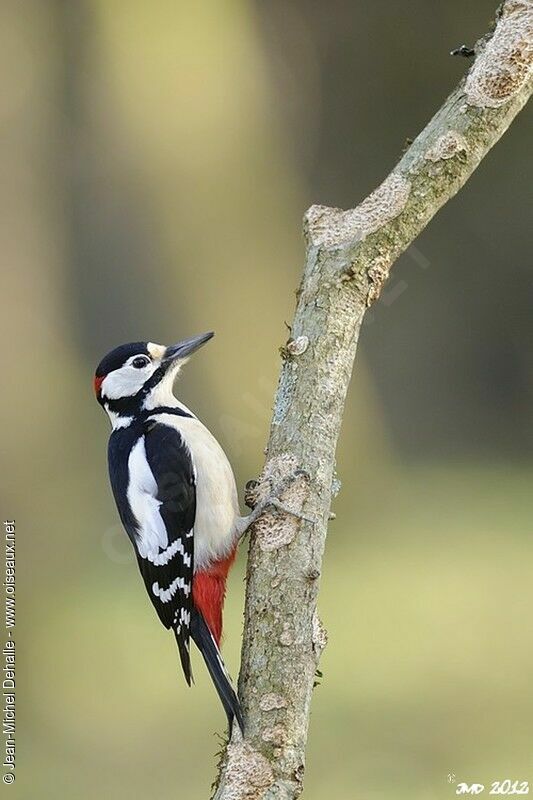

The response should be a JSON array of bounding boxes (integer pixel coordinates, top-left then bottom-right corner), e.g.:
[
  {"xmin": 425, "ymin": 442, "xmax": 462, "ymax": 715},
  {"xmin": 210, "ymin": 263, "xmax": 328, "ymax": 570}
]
[{"xmin": 103, "ymin": 377, "xmax": 163, "ymax": 416}]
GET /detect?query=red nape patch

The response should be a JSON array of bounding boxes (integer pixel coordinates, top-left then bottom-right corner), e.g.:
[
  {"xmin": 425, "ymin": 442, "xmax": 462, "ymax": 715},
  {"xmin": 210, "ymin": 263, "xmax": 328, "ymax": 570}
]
[
  {"xmin": 93, "ymin": 375, "xmax": 104, "ymax": 395},
  {"xmin": 192, "ymin": 548, "xmax": 237, "ymax": 646}
]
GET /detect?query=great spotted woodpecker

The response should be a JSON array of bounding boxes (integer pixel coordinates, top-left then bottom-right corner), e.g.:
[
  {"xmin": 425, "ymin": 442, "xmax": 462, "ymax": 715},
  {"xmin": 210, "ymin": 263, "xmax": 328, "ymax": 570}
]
[{"xmin": 94, "ymin": 332, "xmax": 245, "ymax": 732}]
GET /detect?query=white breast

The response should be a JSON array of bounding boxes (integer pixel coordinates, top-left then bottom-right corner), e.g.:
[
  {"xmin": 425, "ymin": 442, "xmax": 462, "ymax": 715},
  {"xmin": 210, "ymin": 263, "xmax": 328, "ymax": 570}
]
[{"xmin": 149, "ymin": 412, "xmax": 240, "ymax": 571}]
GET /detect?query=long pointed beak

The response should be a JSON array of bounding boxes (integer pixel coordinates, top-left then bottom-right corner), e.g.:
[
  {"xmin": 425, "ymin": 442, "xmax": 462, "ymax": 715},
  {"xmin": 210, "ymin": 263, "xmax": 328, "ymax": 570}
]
[{"xmin": 162, "ymin": 331, "xmax": 214, "ymax": 365}]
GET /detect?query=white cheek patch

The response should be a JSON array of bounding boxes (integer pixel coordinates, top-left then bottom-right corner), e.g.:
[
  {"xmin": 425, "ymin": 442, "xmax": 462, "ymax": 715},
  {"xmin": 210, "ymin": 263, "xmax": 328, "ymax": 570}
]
[{"xmin": 101, "ymin": 363, "xmax": 156, "ymax": 399}]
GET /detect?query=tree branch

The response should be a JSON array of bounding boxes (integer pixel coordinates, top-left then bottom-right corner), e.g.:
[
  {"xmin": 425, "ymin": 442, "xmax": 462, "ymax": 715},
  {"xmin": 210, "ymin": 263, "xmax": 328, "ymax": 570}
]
[{"xmin": 214, "ymin": 3, "xmax": 532, "ymax": 798}]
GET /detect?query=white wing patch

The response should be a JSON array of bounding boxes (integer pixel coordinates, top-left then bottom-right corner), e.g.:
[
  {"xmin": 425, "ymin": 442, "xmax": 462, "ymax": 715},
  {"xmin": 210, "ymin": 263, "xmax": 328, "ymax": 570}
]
[
  {"xmin": 152, "ymin": 576, "xmax": 191, "ymax": 603},
  {"xmin": 174, "ymin": 607, "xmax": 191, "ymax": 635},
  {"xmin": 148, "ymin": 537, "xmax": 192, "ymax": 567},
  {"xmin": 127, "ymin": 437, "xmax": 168, "ymax": 559}
]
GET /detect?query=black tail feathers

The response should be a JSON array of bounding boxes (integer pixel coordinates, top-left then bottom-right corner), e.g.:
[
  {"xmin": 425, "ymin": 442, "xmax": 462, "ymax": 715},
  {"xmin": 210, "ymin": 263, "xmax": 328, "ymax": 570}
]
[
  {"xmin": 174, "ymin": 628, "xmax": 193, "ymax": 687},
  {"xmin": 190, "ymin": 607, "xmax": 244, "ymax": 734}
]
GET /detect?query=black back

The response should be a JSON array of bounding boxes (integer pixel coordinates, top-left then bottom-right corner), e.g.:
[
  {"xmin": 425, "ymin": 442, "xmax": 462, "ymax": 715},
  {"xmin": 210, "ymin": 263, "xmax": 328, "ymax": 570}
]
[{"xmin": 108, "ymin": 417, "xmax": 196, "ymax": 682}]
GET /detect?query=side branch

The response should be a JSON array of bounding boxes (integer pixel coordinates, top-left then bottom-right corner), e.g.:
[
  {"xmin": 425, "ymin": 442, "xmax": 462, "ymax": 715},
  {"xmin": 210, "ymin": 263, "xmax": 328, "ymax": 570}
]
[{"xmin": 214, "ymin": 3, "xmax": 532, "ymax": 798}]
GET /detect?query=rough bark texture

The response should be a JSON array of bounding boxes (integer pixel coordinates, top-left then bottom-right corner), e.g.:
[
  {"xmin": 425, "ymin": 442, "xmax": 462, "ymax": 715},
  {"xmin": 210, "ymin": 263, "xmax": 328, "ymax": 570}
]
[{"xmin": 214, "ymin": 3, "xmax": 533, "ymax": 798}]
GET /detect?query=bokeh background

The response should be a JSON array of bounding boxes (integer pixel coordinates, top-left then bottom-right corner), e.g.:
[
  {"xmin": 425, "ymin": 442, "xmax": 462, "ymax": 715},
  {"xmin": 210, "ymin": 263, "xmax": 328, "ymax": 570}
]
[{"xmin": 2, "ymin": 1, "xmax": 532, "ymax": 798}]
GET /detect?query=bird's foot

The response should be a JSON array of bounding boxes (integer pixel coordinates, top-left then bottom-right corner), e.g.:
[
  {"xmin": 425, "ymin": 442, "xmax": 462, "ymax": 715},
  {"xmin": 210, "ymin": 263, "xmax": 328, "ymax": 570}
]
[{"xmin": 238, "ymin": 469, "xmax": 314, "ymax": 538}]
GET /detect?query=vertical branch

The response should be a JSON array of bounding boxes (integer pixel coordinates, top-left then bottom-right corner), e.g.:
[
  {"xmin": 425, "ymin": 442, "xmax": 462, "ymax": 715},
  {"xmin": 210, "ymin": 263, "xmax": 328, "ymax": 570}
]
[{"xmin": 214, "ymin": 3, "xmax": 532, "ymax": 798}]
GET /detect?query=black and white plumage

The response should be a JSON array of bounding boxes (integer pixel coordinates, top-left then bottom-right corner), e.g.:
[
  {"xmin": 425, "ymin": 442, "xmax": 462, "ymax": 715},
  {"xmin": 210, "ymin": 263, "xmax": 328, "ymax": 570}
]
[
  {"xmin": 94, "ymin": 333, "xmax": 244, "ymax": 732},
  {"xmin": 108, "ymin": 415, "xmax": 196, "ymax": 680}
]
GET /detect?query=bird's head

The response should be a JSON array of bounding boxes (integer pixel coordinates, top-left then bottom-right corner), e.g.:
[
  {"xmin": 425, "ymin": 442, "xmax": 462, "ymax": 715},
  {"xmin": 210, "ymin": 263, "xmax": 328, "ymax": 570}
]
[{"xmin": 94, "ymin": 331, "xmax": 214, "ymax": 426}]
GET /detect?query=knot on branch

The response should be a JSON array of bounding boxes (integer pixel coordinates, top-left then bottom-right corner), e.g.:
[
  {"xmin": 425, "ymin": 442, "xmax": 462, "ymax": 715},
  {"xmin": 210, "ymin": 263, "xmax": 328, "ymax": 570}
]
[
  {"xmin": 465, "ymin": 0, "xmax": 533, "ymax": 107},
  {"xmin": 280, "ymin": 335, "xmax": 309, "ymax": 359},
  {"xmin": 259, "ymin": 693, "xmax": 288, "ymax": 712},
  {"xmin": 261, "ymin": 725, "xmax": 286, "ymax": 746},
  {"xmin": 304, "ymin": 173, "xmax": 411, "ymax": 250},
  {"xmin": 215, "ymin": 741, "xmax": 274, "ymax": 800},
  {"xmin": 248, "ymin": 454, "xmax": 310, "ymax": 551},
  {"xmin": 312, "ymin": 611, "xmax": 328, "ymax": 657},
  {"xmin": 366, "ymin": 255, "xmax": 393, "ymax": 307},
  {"xmin": 425, "ymin": 130, "xmax": 469, "ymax": 162}
]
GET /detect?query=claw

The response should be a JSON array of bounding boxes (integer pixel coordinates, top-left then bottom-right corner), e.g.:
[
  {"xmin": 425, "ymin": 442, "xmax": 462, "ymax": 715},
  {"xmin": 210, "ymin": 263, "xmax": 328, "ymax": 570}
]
[
  {"xmin": 268, "ymin": 498, "xmax": 316, "ymax": 525},
  {"xmin": 244, "ymin": 479, "xmax": 260, "ymax": 510},
  {"xmin": 237, "ymin": 468, "xmax": 315, "ymax": 538}
]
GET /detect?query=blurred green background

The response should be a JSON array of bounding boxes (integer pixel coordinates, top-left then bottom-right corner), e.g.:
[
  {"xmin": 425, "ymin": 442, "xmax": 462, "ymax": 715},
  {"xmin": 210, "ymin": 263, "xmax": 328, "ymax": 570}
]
[{"xmin": 2, "ymin": 1, "xmax": 532, "ymax": 798}]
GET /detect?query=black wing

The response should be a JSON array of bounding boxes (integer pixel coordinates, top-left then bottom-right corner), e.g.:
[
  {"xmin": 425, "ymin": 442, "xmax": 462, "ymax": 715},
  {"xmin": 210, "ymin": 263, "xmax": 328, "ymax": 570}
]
[
  {"xmin": 136, "ymin": 421, "xmax": 196, "ymax": 683},
  {"xmin": 107, "ymin": 419, "xmax": 244, "ymax": 732}
]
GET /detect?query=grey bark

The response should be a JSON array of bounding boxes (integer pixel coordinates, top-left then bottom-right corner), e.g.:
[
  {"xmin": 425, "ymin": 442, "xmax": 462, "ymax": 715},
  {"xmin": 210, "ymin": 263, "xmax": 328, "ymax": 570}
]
[{"xmin": 214, "ymin": 3, "xmax": 533, "ymax": 798}]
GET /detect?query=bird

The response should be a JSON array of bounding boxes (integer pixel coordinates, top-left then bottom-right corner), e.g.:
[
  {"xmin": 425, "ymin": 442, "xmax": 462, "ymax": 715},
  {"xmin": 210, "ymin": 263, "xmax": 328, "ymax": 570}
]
[{"xmin": 94, "ymin": 332, "xmax": 246, "ymax": 732}]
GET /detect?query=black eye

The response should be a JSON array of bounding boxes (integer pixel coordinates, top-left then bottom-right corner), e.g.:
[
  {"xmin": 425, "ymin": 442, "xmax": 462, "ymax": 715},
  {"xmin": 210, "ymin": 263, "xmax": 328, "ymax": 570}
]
[{"xmin": 132, "ymin": 356, "xmax": 150, "ymax": 369}]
